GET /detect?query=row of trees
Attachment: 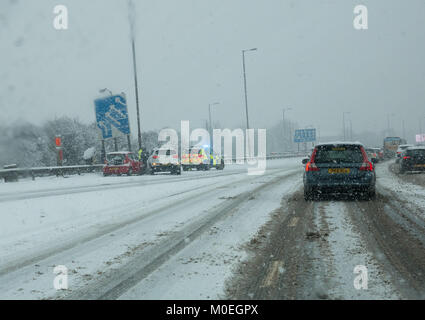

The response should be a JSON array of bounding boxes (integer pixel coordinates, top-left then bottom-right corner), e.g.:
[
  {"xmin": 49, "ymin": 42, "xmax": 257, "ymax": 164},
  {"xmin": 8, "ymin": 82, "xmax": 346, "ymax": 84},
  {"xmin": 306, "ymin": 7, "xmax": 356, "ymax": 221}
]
[{"xmin": 0, "ymin": 117, "xmax": 161, "ymax": 168}]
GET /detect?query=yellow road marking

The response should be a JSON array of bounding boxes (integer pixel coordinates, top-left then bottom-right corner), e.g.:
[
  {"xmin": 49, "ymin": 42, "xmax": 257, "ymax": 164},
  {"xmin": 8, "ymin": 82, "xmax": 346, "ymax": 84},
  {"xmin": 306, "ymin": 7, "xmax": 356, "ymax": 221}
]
[{"xmin": 261, "ymin": 260, "xmax": 284, "ymax": 288}]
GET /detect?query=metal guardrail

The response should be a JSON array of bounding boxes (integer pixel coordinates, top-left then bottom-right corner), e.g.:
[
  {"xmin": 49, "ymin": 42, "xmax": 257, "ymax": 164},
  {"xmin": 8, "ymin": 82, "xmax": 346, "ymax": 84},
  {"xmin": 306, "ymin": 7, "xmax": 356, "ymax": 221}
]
[
  {"xmin": 0, "ymin": 152, "xmax": 309, "ymax": 182},
  {"xmin": 0, "ymin": 164, "xmax": 104, "ymax": 182},
  {"xmin": 229, "ymin": 152, "xmax": 308, "ymax": 163}
]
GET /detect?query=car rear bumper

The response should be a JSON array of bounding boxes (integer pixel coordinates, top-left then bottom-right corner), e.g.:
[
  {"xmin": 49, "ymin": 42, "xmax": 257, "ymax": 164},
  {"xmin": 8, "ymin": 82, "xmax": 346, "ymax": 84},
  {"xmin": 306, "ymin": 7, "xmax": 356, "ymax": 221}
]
[
  {"xmin": 304, "ymin": 174, "xmax": 375, "ymax": 193},
  {"xmin": 103, "ymin": 165, "xmax": 130, "ymax": 174},
  {"xmin": 151, "ymin": 164, "xmax": 180, "ymax": 172},
  {"xmin": 305, "ymin": 184, "xmax": 374, "ymax": 194},
  {"xmin": 182, "ymin": 164, "xmax": 207, "ymax": 168}
]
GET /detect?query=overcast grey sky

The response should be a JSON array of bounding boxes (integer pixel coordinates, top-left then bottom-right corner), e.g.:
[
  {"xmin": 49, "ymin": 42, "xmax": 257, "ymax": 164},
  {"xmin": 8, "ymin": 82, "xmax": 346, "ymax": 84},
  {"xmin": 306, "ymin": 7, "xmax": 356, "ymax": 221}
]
[{"xmin": 1, "ymin": 0, "xmax": 425, "ymax": 138}]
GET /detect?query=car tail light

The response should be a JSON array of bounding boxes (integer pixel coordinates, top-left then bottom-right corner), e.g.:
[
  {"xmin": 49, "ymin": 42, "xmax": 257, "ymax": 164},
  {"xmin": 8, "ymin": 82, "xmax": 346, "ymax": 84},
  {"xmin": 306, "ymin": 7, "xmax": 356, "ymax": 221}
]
[
  {"xmin": 360, "ymin": 162, "xmax": 374, "ymax": 171},
  {"xmin": 403, "ymin": 156, "xmax": 411, "ymax": 160},
  {"xmin": 360, "ymin": 147, "xmax": 374, "ymax": 171},
  {"xmin": 305, "ymin": 162, "xmax": 319, "ymax": 172},
  {"xmin": 305, "ymin": 148, "xmax": 319, "ymax": 172},
  {"xmin": 153, "ymin": 155, "xmax": 158, "ymax": 159}
]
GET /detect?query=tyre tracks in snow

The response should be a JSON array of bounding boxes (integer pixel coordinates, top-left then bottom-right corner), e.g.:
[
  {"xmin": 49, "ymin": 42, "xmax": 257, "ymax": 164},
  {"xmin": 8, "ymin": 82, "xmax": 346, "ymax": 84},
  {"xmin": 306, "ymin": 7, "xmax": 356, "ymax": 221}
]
[
  {"xmin": 0, "ymin": 166, "xmax": 301, "ymax": 299},
  {"xmin": 0, "ymin": 167, "xmax": 296, "ymax": 278},
  {"xmin": 226, "ymin": 185, "xmax": 425, "ymax": 299},
  {"xmin": 0, "ymin": 170, "xmax": 249, "ymax": 203},
  {"xmin": 59, "ymin": 168, "xmax": 301, "ymax": 300}
]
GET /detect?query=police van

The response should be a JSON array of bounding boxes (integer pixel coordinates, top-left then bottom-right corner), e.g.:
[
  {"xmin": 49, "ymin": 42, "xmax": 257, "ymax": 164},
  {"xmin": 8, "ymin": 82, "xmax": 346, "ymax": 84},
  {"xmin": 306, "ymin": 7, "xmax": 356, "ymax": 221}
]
[{"xmin": 181, "ymin": 146, "xmax": 224, "ymax": 171}]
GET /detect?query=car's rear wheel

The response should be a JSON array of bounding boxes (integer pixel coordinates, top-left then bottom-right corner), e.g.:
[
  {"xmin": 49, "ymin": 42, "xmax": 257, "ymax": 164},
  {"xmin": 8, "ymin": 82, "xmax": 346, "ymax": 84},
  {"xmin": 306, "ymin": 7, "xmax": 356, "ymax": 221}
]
[
  {"xmin": 304, "ymin": 188, "xmax": 312, "ymax": 201},
  {"xmin": 366, "ymin": 189, "xmax": 376, "ymax": 200},
  {"xmin": 127, "ymin": 168, "xmax": 133, "ymax": 176}
]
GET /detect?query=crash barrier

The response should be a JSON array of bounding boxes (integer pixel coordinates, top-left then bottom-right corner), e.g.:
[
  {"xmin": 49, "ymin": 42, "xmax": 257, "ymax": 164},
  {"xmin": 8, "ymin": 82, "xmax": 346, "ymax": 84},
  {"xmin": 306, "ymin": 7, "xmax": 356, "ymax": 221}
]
[
  {"xmin": 228, "ymin": 152, "xmax": 308, "ymax": 164},
  {"xmin": 0, "ymin": 152, "xmax": 307, "ymax": 183},
  {"xmin": 0, "ymin": 164, "xmax": 104, "ymax": 182},
  {"xmin": 2, "ymin": 164, "xmax": 19, "ymax": 182}
]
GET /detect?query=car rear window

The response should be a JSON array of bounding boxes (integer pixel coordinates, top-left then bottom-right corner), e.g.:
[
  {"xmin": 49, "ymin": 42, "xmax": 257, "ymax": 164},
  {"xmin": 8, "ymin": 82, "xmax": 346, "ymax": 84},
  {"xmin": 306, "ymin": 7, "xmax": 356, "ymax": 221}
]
[
  {"xmin": 314, "ymin": 145, "xmax": 364, "ymax": 164},
  {"xmin": 107, "ymin": 154, "xmax": 125, "ymax": 161}
]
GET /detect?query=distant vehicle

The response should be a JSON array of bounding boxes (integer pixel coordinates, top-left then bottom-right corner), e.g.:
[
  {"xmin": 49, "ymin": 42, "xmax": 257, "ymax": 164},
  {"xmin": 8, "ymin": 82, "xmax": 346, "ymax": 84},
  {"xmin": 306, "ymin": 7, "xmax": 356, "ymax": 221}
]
[
  {"xmin": 398, "ymin": 146, "xmax": 425, "ymax": 174},
  {"xmin": 383, "ymin": 137, "xmax": 407, "ymax": 159},
  {"xmin": 103, "ymin": 152, "xmax": 142, "ymax": 176},
  {"xmin": 376, "ymin": 148, "xmax": 384, "ymax": 161},
  {"xmin": 365, "ymin": 148, "xmax": 380, "ymax": 164},
  {"xmin": 148, "ymin": 148, "xmax": 181, "ymax": 175},
  {"xmin": 396, "ymin": 144, "xmax": 414, "ymax": 162},
  {"xmin": 181, "ymin": 146, "xmax": 211, "ymax": 171},
  {"xmin": 303, "ymin": 142, "xmax": 376, "ymax": 200}
]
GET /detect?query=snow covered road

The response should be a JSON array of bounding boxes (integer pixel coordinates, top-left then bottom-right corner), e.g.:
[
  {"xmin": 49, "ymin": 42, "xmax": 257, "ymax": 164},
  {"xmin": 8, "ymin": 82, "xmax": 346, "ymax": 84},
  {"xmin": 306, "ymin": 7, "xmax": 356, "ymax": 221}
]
[
  {"xmin": 1, "ymin": 158, "xmax": 425, "ymax": 300},
  {"xmin": 227, "ymin": 160, "xmax": 425, "ymax": 300},
  {"xmin": 0, "ymin": 158, "xmax": 303, "ymax": 299}
]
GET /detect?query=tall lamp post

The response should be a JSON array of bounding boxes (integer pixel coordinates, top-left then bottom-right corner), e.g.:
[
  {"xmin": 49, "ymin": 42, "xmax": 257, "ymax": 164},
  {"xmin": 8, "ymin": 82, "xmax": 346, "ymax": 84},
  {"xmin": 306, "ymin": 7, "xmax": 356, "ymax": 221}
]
[
  {"xmin": 128, "ymin": 0, "xmax": 142, "ymax": 151},
  {"xmin": 282, "ymin": 107, "xmax": 292, "ymax": 152},
  {"xmin": 242, "ymin": 48, "xmax": 257, "ymax": 130},
  {"xmin": 242, "ymin": 48, "xmax": 257, "ymax": 158},
  {"xmin": 208, "ymin": 102, "xmax": 220, "ymax": 149},
  {"xmin": 342, "ymin": 112, "xmax": 350, "ymax": 140},
  {"xmin": 387, "ymin": 113, "xmax": 395, "ymax": 136}
]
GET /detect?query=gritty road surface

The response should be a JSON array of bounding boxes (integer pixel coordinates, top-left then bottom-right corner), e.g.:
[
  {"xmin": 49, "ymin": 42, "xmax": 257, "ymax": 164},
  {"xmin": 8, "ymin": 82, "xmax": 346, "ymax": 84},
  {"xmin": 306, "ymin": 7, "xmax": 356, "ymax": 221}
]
[{"xmin": 0, "ymin": 159, "xmax": 424, "ymax": 299}]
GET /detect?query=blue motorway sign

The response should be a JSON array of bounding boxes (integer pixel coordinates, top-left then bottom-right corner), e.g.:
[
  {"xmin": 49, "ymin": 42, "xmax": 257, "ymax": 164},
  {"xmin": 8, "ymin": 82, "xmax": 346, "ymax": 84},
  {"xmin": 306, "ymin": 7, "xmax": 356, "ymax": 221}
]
[
  {"xmin": 94, "ymin": 94, "xmax": 130, "ymax": 140},
  {"xmin": 294, "ymin": 129, "xmax": 316, "ymax": 143}
]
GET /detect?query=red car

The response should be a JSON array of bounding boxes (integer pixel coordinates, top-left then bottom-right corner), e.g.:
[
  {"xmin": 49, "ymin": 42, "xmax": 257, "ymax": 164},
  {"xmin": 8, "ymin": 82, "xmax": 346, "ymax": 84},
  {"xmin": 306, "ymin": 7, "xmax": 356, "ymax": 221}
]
[{"xmin": 103, "ymin": 152, "xmax": 142, "ymax": 176}]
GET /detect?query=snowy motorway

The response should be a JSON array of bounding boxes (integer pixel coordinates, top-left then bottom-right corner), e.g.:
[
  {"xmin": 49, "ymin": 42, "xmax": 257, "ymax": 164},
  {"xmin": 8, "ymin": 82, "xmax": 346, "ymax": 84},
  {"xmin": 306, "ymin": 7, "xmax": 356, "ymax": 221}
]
[{"xmin": 0, "ymin": 158, "xmax": 425, "ymax": 299}]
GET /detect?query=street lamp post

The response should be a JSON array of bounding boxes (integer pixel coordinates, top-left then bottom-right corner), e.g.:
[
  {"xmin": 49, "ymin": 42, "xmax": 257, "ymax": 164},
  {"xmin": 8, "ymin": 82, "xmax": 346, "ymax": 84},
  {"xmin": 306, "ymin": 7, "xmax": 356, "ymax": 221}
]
[
  {"xmin": 342, "ymin": 112, "xmax": 350, "ymax": 141},
  {"xmin": 402, "ymin": 119, "xmax": 406, "ymax": 140},
  {"xmin": 387, "ymin": 113, "xmax": 395, "ymax": 136},
  {"xmin": 99, "ymin": 88, "xmax": 112, "ymax": 96},
  {"xmin": 242, "ymin": 48, "xmax": 257, "ymax": 159},
  {"xmin": 128, "ymin": 0, "xmax": 143, "ymax": 152},
  {"xmin": 242, "ymin": 48, "xmax": 257, "ymax": 130},
  {"xmin": 208, "ymin": 102, "xmax": 220, "ymax": 148},
  {"xmin": 282, "ymin": 107, "xmax": 292, "ymax": 152}
]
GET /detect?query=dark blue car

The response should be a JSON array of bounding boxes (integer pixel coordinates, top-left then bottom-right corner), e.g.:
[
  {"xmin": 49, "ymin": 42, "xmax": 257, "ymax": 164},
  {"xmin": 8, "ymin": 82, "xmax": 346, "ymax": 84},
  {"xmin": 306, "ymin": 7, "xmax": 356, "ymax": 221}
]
[{"xmin": 303, "ymin": 142, "xmax": 376, "ymax": 200}]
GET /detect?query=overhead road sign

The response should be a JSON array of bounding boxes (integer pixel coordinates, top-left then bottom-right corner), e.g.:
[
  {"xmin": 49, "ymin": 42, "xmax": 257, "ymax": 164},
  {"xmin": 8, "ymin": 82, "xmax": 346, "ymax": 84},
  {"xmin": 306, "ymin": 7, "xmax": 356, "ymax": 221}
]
[
  {"xmin": 294, "ymin": 129, "xmax": 316, "ymax": 143},
  {"xmin": 94, "ymin": 94, "xmax": 131, "ymax": 140}
]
